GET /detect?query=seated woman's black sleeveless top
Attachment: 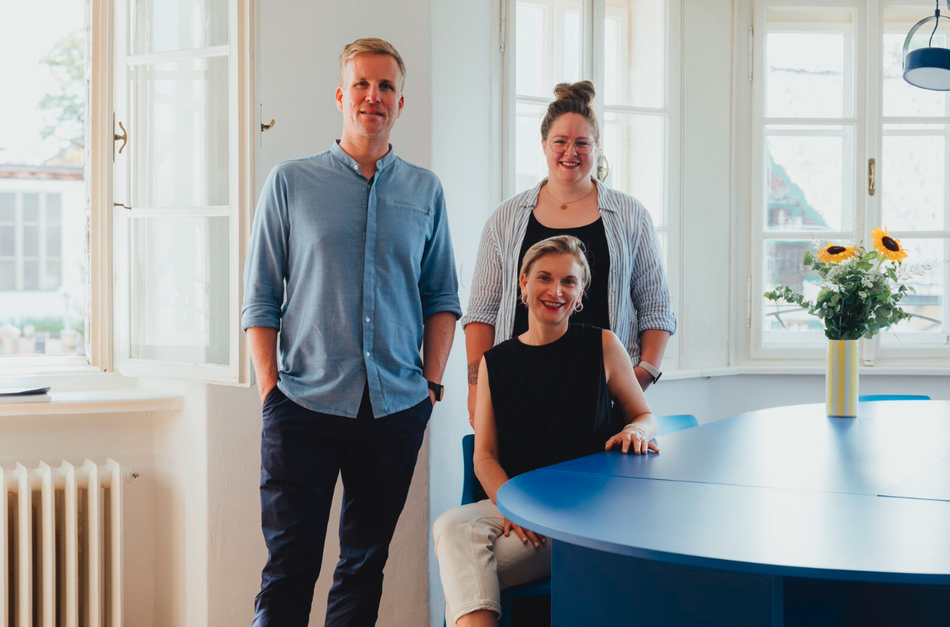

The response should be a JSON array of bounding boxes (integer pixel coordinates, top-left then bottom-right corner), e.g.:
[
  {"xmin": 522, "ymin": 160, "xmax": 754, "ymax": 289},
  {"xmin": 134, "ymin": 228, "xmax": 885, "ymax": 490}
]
[
  {"xmin": 483, "ymin": 323, "xmax": 613, "ymax": 487},
  {"xmin": 513, "ymin": 213, "xmax": 611, "ymax": 336}
]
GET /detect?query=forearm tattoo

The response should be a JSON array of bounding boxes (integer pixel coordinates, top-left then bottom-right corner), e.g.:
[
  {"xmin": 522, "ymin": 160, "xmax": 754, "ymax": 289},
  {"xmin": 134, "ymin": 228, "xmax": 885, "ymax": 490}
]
[{"xmin": 467, "ymin": 360, "xmax": 480, "ymax": 385}]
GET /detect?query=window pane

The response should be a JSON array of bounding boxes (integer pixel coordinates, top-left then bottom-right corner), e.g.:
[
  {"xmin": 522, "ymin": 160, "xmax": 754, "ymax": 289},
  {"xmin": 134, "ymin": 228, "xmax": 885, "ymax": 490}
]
[
  {"xmin": 132, "ymin": 0, "xmax": 228, "ymax": 55},
  {"xmin": 43, "ymin": 260, "xmax": 61, "ymax": 290},
  {"xmin": 46, "ymin": 194, "xmax": 62, "ymax": 222},
  {"xmin": 23, "ymin": 225, "xmax": 39, "ymax": 257},
  {"xmin": 0, "ymin": 193, "xmax": 14, "ymax": 221},
  {"xmin": 515, "ymin": 100, "xmax": 547, "ymax": 193},
  {"xmin": 881, "ymin": 126, "xmax": 946, "ymax": 231},
  {"xmin": 515, "ymin": 0, "xmax": 582, "ymax": 98},
  {"xmin": 0, "ymin": 226, "xmax": 13, "ymax": 254},
  {"xmin": 604, "ymin": 0, "xmax": 664, "ymax": 108},
  {"xmin": 765, "ymin": 30, "xmax": 850, "ymax": 118},
  {"xmin": 0, "ymin": 260, "xmax": 14, "ymax": 290},
  {"xmin": 22, "ymin": 260, "xmax": 39, "ymax": 290},
  {"xmin": 766, "ymin": 128, "xmax": 853, "ymax": 232},
  {"xmin": 883, "ymin": 25, "xmax": 949, "ymax": 117},
  {"xmin": 883, "ymin": 238, "xmax": 944, "ymax": 336},
  {"xmin": 763, "ymin": 240, "xmax": 823, "ymax": 342},
  {"xmin": 46, "ymin": 225, "xmax": 62, "ymax": 257},
  {"xmin": 131, "ymin": 56, "xmax": 230, "ymax": 208},
  {"xmin": 22, "ymin": 193, "xmax": 39, "ymax": 222},
  {"xmin": 131, "ymin": 216, "xmax": 230, "ymax": 365},
  {"xmin": 603, "ymin": 111, "xmax": 665, "ymax": 226}
]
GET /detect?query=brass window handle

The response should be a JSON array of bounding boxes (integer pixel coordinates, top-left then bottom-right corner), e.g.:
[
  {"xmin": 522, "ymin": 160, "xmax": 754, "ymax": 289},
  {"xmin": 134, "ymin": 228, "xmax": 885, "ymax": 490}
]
[
  {"xmin": 261, "ymin": 118, "xmax": 276, "ymax": 132},
  {"xmin": 868, "ymin": 158, "xmax": 876, "ymax": 196},
  {"xmin": 115, "ymin": 120, "xmax": 128, "ymax": 155}
]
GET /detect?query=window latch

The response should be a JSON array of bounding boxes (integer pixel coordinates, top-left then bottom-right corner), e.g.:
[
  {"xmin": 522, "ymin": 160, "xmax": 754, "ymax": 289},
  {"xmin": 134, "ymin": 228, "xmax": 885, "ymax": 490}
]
[
  {"xmin": 114, "ymin": 118, "xmax": 128, "ymax": 156},
  {"xmin": 868, "ymin": 158, "xmax": 876, "ymax": 196},
  {"xmin": 113, "ymin": 202, "xmax": 131, "ymax": 211}
]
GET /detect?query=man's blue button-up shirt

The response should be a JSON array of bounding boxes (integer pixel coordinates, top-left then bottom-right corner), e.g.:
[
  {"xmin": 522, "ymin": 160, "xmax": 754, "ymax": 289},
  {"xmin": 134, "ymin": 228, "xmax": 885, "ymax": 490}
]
[{"xmin": 241, "ymin": 142, "xmax": 462, "ymax": 417}]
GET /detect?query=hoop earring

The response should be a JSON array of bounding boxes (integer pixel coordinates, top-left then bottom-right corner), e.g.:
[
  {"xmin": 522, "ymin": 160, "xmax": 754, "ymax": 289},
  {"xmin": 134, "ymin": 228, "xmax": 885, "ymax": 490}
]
[
  {"xmin": 521, "ymin": 292, "xmax": 528, "ymax": 306},
  {"xmin": 596, "ymin": 151, "xmax": 610, "ymax": 183},
  {"xmin": 573, "ymin": 301, "xmax": 584, "ymax": 313}
]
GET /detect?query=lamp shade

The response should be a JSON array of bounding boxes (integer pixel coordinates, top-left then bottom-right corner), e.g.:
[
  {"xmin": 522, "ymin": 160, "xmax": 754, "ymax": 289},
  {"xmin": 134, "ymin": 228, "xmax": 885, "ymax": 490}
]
[
  {"xmin": 902, "ymin": 14, "xmax": 950, "ymax": 91},
  {"xmin": 904, "ymin": 47, "xmax": 950, "ymax": 90}
]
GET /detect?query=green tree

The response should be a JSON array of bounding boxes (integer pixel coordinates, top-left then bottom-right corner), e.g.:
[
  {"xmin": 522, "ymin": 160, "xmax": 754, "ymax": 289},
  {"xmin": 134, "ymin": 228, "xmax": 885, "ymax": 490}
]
[{"xmin": 38, "ymin": 30, "xmax": 85, "ymax": 155}]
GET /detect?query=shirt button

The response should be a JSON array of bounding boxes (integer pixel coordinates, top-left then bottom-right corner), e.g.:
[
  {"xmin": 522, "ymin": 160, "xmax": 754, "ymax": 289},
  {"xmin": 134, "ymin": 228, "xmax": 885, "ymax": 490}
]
[
  {"xmin": 365, "ymin": 317, "xmax": 371, "ymax": 322},
  {"xmin": 353, "ymin": 164, "xmax": 359, "ymax": 170},
  {"xmin": 365, "ymin": 351, "xmax": 371, "ymax": 357}
]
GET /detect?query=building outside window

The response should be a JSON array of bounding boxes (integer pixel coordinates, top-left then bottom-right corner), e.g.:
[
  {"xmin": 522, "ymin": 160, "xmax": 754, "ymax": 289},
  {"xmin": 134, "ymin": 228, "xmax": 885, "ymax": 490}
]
[{"xmin": 0, "ymin": 1, "xmax": 87, "ymax": 356}]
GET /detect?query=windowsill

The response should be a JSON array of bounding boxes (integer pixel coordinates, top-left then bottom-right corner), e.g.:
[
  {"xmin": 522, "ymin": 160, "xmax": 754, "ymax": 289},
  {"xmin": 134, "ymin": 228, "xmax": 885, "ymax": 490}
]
[
  {"xmin": 0, "ymin": 387, "xmax": 183, "ymax": 417},
  {"xmin": 0, "ymin": 368, "xmax": 183, "ymax": 417},
  {"xmin": 662, "ymin": 365, "xmax": 950, "ymax": 381}
]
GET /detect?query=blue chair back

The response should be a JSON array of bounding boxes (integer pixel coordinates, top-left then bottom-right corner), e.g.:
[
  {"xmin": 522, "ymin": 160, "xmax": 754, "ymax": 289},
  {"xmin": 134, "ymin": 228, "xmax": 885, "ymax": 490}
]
[
  {"xmin": 460, "ymin": 434, "xmax": 479, "ymax": 506},
  {"xmin": 859, "ymin": 394, "xmax": 930, "ymax": 402},
  {"xmin": 656, "ymin": 413, "xmax": 699, "ymax": 437}
]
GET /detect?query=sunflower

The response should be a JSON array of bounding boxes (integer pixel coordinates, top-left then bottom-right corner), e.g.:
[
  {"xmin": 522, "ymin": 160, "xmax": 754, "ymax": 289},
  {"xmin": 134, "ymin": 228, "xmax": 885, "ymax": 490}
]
[
  {"xmin": 871, "ymin": 227, "xmax": 908, "ymax": 263},
  {"xmin": 817, "ymin": 241, "xmax": 856, "ymax": 263}
]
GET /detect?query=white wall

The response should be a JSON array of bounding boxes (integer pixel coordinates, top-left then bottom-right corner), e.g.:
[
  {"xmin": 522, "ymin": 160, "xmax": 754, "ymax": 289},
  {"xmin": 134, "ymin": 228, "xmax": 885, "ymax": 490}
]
[{"xmin": 427, "ymin": 1, "xmax": 498, "ymax": 623}]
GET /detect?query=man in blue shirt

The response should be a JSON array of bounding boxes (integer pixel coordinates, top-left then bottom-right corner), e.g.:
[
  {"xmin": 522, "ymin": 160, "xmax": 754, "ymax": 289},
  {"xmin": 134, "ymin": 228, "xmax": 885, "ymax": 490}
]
[{"xmin": 242, "ymin": 37, "xmax": 461, "ymax": 627}]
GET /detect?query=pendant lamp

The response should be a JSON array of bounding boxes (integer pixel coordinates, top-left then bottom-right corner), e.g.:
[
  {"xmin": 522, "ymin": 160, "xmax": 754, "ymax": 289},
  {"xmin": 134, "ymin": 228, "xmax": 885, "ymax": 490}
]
[{"xmin": 903, "ymin": 1, "xmax": 950, "ymax": 91}]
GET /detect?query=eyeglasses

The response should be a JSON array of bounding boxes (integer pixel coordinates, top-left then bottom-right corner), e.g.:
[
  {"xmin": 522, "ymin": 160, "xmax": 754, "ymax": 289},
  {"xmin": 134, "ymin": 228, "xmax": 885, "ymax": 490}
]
[{"xmin": 547, "ymin": 137, "xmax": 595, "ymax": 155}]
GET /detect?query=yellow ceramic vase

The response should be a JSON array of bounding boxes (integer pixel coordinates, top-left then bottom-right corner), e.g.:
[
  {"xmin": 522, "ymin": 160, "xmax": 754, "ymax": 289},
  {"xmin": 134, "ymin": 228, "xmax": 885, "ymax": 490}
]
[{"xmin": 826, "ymin": 340, "xmax": 859, "ymax": 417}]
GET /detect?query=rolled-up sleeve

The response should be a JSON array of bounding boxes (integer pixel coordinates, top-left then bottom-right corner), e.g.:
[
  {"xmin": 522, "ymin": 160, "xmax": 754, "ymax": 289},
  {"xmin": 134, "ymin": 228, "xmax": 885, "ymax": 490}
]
[
  {"xmin": 419, "ymin": 186, "xmax": 462, "ymax": 320},
  {"xmin": 460, "ymin": 215, "xmax": 504, "ymax": 329},
  {"xmin": 241, "ymin": 165, "xmax": 290, "ymax": 331},
  {"xmin": 631, "ymin": 209, "xmax": 677, "ymax": 336}
]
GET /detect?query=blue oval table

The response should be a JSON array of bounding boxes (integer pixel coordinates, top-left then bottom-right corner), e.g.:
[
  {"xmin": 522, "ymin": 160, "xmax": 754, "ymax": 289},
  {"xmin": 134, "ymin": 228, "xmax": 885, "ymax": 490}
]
[{"xmin": 496, "ymin": 401, "xmax": 950, "ymax": 626}]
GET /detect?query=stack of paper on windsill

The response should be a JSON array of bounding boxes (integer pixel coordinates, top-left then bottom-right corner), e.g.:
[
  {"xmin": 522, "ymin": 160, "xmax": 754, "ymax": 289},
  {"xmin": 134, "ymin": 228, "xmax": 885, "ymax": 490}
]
[{"xmin": 0, "ymin": 386, "xmax": 51, "ymax": 403}]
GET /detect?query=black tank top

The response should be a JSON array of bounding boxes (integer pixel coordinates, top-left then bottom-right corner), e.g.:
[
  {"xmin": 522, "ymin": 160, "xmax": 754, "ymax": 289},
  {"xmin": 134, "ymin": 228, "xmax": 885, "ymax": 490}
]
[
  {"xmin": 483, "ymin": 323, "xmax": 613, "ymax": 486},
  {"xmin": 513, "ymin": 213, "xmax": 611, "ymax": 336}
]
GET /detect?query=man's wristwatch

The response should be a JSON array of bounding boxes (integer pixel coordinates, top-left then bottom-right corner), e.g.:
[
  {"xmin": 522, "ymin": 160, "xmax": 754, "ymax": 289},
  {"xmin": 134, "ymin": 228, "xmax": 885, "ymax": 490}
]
[
  {"xmin": 637, "ymin": 360, "xmax": 662, "ymax": 384},
  {"xmin": 427, "ymin": 381, "xmax": 445, "ymax": 402}
]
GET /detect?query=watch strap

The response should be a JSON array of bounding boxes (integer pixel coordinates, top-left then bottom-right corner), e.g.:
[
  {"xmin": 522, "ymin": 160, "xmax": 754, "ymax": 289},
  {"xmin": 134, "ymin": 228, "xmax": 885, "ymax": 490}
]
[
  {"xmin": 637, "ymin": 360, "xmax": 662, "ymax": 384},
  {"xmin": 427, "ymin": 380, "xmax": 445, "ymax": 402}
]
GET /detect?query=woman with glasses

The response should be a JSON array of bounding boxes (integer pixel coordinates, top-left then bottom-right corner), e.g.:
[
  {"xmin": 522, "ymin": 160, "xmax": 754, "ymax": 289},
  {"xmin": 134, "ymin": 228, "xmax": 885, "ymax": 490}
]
[{"xmin": 462, "ymin": 81, "xmax": 676, "ymax": 427}]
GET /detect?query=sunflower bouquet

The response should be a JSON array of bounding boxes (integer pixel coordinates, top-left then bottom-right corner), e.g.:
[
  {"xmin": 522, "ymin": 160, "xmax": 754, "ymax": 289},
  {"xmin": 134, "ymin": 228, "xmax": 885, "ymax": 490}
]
[{"xmin": 764, "ymin": 228, "xmax": 934, "ymax": 341}]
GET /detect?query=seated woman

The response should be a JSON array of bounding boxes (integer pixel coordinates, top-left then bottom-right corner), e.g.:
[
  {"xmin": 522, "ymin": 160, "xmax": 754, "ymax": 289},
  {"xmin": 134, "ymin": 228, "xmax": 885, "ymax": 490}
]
[{"xmin": 434, "ymin": 235, "xmax": 659, "ymax": 627}]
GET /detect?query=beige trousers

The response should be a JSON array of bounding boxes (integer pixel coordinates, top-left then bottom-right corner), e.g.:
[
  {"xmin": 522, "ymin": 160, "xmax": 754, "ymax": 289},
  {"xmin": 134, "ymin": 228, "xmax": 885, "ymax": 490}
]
[{"xmin": 433, "ymin": 499, "xmax": 552, "ymax": 625}]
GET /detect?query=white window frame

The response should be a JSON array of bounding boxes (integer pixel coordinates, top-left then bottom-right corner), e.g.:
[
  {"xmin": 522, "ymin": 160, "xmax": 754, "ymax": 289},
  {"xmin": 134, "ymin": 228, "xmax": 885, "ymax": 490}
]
[
  {"xmin": 502, "ymin": 0, "xmax": 683, "ymax": 368},
  {"xmin": 874, "ymin": 1, "xmax": 950, "ymax": 357},
  {"xmin": 743, "ymin": 0, "xmax": 950, "ymax": 367},
  {"xmin": 111, "ymin": 0, "xmax": 256, "ymax": 384},
  {"xmin": 0, "ymin": 0, "xmax": 256, "ymax": 384}
]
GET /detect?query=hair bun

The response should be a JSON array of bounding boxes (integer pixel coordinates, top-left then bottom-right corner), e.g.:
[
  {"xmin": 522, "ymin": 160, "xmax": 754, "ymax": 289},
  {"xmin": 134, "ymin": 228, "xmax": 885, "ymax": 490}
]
[{"xmin": 553, "ymin": 81, "xmax": 596, "ymax": 105}]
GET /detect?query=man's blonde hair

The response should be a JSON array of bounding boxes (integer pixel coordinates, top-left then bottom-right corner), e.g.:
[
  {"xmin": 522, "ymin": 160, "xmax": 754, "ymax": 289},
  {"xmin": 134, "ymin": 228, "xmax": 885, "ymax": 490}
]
[{"xmin": 338, "ymin": 37, "xmax": 407, "ymax": 92}]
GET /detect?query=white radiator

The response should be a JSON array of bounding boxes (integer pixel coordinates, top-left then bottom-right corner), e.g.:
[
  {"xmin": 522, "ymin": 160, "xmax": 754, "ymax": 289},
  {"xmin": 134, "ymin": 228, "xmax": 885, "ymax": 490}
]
[{"xmin": 1, "ymin": 459, "xmax": 127, "ymax": 627}]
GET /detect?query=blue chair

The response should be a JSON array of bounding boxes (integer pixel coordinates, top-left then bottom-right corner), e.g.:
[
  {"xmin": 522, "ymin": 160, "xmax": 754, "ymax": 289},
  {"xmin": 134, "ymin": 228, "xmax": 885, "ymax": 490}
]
[
  {"xmin": 455, "ymin": 434, "xmax": 551, "ymax": 627},
  {"xmin": 656, "ymin": 413, "xmax": 699, "ymax": 436},
  {"xmin": 859, "ymin": 394, "xmax": 930, "ymax": 402}
]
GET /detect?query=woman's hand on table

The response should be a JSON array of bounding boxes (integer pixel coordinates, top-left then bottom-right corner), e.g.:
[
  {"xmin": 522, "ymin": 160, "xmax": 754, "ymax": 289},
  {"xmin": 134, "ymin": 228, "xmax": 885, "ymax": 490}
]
[
  {"xmin": 605, "ymin": 425, "xmax": 659, "ymax": 455},
  {"xmin": 503, "ymin": 518, "xmax": 546, "ymax": 549}
]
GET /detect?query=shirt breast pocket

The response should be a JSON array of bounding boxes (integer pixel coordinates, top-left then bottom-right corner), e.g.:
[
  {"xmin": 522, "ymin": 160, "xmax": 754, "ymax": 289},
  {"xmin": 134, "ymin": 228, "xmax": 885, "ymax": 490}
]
[{"xmin": 377, "ymin": 201, "xmax": 432, "ymax": 265}]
